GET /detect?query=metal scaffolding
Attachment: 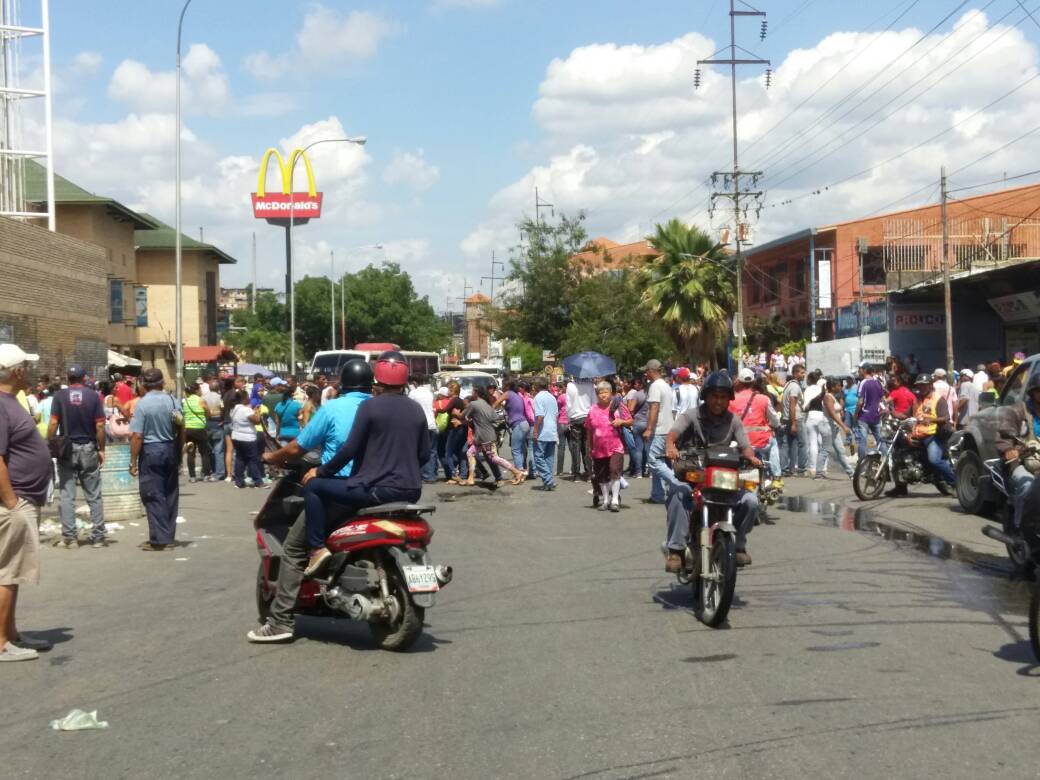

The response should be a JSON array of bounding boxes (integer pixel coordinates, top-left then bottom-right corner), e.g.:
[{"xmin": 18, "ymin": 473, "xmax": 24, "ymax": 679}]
[
  {"xmin": 0, "ymin": 0, "xmax": 53, "ymax": 229},
  {"xmin": 883, "ymin": 215, "xmax": 1040, "ymax": 274}
]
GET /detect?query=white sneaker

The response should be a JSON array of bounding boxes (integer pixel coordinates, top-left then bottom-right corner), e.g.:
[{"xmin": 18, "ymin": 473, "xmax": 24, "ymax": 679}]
[
  {"xmin": 620, "ymin": 477, "xmax": 629, "ymax": 490},
  {"xmin": 0, "ymin": 642, "xmax": 38, "ymax": 662}
]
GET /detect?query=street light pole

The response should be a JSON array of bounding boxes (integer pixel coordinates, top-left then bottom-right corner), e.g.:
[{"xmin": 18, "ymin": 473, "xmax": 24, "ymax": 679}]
[
  {"xmin": 330, "ymin": 249, "xmax": 336, "ymax": 350},
  {"xmin": 287, "ymin": 136, "xmax": 366, "ymax": 376},
  {"xmin": 174, "ymin": 0, "xmax": 192, "ymax": 400}
]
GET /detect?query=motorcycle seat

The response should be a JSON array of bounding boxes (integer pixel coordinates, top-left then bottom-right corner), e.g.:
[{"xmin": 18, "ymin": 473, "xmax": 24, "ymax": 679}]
[{"xmin": 357, "ymin": 502, "xmax": 436, "ymax": 517}]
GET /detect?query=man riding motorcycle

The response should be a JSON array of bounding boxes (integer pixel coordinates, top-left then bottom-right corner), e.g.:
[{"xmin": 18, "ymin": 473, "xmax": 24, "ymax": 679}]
[
  {"xmin": 247, "ymin": 358, "xmax": 373, "ymax": 643},
  {"xmin": 664, "ymin": 371, "xmax": 762, "ymax": 572},
  {"xmin": 996, "ymin": 370, "xmax": 1040, "ymax": 538},
  {"xmin": 888, "ymin": 373, "xmax": 955, "ymax": 497}
]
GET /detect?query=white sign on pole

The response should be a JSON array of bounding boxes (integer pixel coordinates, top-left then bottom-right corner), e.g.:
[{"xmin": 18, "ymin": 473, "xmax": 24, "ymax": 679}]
[{"xmin": 510, "ymin": 356, "xmax": 522, "ymax": 371}]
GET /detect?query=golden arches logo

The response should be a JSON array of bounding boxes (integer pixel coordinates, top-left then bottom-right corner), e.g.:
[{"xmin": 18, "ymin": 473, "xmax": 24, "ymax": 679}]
[{"xmin": 256, "ymin": 147, "xmax": 318, "ymax": 198}]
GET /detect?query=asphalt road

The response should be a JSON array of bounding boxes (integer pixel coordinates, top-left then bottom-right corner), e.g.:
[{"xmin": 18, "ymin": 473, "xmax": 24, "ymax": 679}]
[{"xmin": 4, "ymin": 470, "xmax": 1040, "ymax": 779}]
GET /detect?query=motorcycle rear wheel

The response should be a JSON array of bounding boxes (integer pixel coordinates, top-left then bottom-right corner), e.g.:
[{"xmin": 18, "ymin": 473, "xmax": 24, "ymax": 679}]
[
  {"xmin": 369, "ymin": 572, "xmax": 425, "ymax": 651},
  {"xmin": 696, "ymin": 533, "xmax": 737, "ymax": 628},
  {"xmin": 853, "ymin": 454, "xmax": 887, "ymax": 501}
]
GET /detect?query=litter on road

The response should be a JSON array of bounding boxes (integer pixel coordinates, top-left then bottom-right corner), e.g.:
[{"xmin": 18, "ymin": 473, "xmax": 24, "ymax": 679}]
[{"xmin": 50, "ymin": 709, "xmax": 109, "ymax": 731}]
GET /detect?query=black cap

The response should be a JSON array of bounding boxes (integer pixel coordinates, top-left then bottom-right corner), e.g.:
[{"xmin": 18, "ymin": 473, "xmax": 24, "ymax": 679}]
[
  {"xmin": 67, "ymin": 364, "xmax": 86, "ymax": 380},
  {"xmin": 142, "ymin": 367, "xmax": 164, "ymax": 384}
]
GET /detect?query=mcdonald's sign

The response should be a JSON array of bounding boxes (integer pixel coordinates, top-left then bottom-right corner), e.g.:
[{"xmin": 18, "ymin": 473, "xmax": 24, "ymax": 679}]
[{"xmin": 251, "ymin": 147, "xmax": 323, "ymax": 225}]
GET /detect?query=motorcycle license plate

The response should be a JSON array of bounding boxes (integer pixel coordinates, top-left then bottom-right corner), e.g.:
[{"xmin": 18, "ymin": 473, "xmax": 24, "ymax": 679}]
[{"xmin": 403, "ymin": 565, "xmax": 440, "ymax": 593}]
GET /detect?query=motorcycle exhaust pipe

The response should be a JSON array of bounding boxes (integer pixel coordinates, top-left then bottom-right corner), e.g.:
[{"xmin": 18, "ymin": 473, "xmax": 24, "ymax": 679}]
[
  {"xmin": 982, "ymin": 525, "xmax": 1016, "ymax": 547},
  {"xmin": 435, "ymin": 565, "xmax": 453, "ymax": 586}
]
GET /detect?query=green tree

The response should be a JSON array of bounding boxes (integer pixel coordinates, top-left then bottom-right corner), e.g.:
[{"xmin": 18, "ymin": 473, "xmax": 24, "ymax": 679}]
[
  {"xmin": 559, "ymin": 271, "xmax": 673, "ymax": 372},
  {"xmin": 341, "ymin": 262, "xmax": 450, "ymax": 352},
  {"xmin": 225, "ymin": 291, "xmax": 290, "ymax": 364},
  {"xmin": 640, "ymin": 219, "xmax": 735, "ymax": 364},
  {"xmin": 503, "ymin": 340, "xmax": 544, "ymax": 374},
  {"xmin": 497, "ymin": 213, "xmax": 587, "ymax": 352},
  {"xmin": 744, "ymin": 315, "xmax": 791, "ymax": 353}
]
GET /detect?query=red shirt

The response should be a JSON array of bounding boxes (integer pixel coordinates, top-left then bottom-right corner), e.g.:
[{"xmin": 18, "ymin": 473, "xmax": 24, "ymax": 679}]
[
  {"xmin": 729, "ymin": 389, "xmax": 773, "ymax": 449},
  {"xmin": 888, "ymin": 386, "xmax": 916, "ymax": 416},
  {"xmin": 114, "ymin": 381, "xmax": 133, "ymax": 404}
]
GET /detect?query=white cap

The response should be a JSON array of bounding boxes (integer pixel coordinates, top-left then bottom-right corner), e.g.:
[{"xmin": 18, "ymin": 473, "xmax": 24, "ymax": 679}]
[
  {"xmin": 0, "ymin": 343, "xmax": 39, "ymax": 369},
  {"xmin": 436, "ymin": 387, "xmax": 450, "ymax": 397},
  {"xmin": 932, "ymin": 368, "xmax": 947, "ymax": 378},
  {"xmin": 737, "ymin": 367, "xmax": 755, "ymax": 383},
  {"xmin": 960, "ymin": 368, "xmax": 974, "ymax": 379}
]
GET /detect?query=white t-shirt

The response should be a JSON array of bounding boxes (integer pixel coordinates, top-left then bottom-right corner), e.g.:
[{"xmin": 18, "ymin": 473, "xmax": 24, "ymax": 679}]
[
  {"xmin": 647, "ymin": 378, "xmax": 675, "ymax": 436},
  {"xmin": 229, "ymin": 404, "xmax": 258, "ymax": 442},
  {"xmin": 675, "ymin": 383, "xmax": 699, "ymax": 415},
  {"xmin": 409, "ymin": 384, "xmax": 436, "ymax": 429},
  {"xmin": 972, "ymin": 371, "xmax": 989, "ymax": 393},
  {"xmin": 321, "ymin": 385, "xmax": 337, "ymax": 403},
  {"xmin": 565, "ymin": 380, "xmax": 594, "ymax": 421}
]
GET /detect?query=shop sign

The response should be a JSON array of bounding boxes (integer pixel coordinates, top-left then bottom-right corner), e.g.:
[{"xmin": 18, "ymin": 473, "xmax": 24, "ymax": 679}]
[
  {"xmin": 987, "ymin": 292, "xmax": 1040, "ymax": 323},
  {"xmin": 251, "ymin": 147, "xmax": 323, "ymax": 223},
  {"xmin": 890, "ymin": 305, "xmax": 945, "ymax": 330}
]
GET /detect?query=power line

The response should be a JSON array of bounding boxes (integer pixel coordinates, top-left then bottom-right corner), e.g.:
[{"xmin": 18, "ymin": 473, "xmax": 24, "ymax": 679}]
[
  {"xmin": 755, "ymin": 0, "xmax": 1001, "ymax": 184},
  {"xmin": 947, "ymin": 168, "xmax": 1040, "ymax": 193}
]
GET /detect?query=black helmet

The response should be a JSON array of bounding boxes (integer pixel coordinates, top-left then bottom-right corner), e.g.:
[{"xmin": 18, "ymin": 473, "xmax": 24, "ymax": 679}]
[
  {"xmin": 914, "ymin": 373, "xmax": 933, "ymax": 387},
  {"xmin": 702, "ymin": 370, "xmax": 735, "ymax": 400},
  {"xmin": 339, "ymin": 358, "xmax": 374, "ymax": 393}
]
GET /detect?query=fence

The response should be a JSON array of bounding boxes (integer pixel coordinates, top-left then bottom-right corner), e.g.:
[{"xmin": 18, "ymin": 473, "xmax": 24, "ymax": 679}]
[{"xmin": 883, "ymin": 216, "xmax": 1040, "ymax": 274}]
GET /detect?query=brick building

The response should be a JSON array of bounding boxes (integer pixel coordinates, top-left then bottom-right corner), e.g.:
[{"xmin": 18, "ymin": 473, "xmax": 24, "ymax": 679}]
[
  {"xmin": 569, "ymin": 237, "xmax": 659, "ymax": 274},
  {"xmin": 743, "ymin": 182, "xmax": 1040, "ymax": 347},
  {"xmin": 463, "ymin": 292, "xmax": 492, "ymax": 360},
  {"xmin": 0, "ymin": 216, "xmax": 109, "ymax": 378}
]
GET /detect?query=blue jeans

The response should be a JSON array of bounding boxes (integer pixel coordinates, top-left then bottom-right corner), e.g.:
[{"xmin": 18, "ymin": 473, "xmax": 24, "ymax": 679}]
[
  {"xmin": 58, "ymin": 442, "xmax": 104, "ymax": 541},
  {"xmin": 208, "ymin": 422, "xmax": 226, "ymax": 479},
  {"xmin": 778, "ymin": 423, "xmax": 805, "ymax": 474},
  {"xmin": 629, "ymin": 420, "xmax": 648, "ymax": 475},
  {"xmin": 756, "ymin": 436, "xmax": 781, "ymax": 478},
  {"xmin": 923, "ymin": 435, "xmax": 956, "ymax": 485},
  {"xmin": 665, "ymin": 483, "xmax": 758, "ymax": 552},
  {"xmin": 647, "ymin": 434, "xmax": 680, "ymax": 503},
  {"xmin": 138, "ymin": 441, "xmax": 179, "ymax": 545},
  {"xmin": 533, "ymin": 440, "xmax": 557, "ymax": 487},
  {"xmin": 510, "ymin": 421, "xmax": 530, "ymax": 476},
  {"xmin": 858, "ymin": 420, "xmax": 883, "ymax": 459},
  {"xmin": 421, "ymin": 428, "xmax": 439, "ymax": 481},
  {"xmin": 302, "ymin": 480, "xmax": 421, "ymax": 549},
  {"xmin": 444, "ymin": 425, "xmax": 468, "ymax": 479}
]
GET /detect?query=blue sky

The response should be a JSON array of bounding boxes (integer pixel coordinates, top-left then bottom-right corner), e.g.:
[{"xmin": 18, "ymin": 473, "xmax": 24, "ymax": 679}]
[{"xmin": 21, "ymin": 1, "xmax": 1040, "ymax": 311}]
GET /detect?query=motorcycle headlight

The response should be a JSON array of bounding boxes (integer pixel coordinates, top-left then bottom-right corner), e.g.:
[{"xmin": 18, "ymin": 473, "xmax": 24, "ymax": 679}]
[{"xmin": 707, "ymin": 468, "xmax": 738, "ymax": 491}]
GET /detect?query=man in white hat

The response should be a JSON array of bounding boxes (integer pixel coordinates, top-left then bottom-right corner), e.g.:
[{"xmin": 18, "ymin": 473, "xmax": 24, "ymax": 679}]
[{"xmin": 0, "ymin": 344, "xmax": 53, "ymax": 661}]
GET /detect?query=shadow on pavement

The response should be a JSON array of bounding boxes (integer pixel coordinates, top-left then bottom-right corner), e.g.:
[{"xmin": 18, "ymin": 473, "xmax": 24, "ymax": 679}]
[{"xmin": 293, "ymin": 615, "xmax": 448, "ymax": 653}]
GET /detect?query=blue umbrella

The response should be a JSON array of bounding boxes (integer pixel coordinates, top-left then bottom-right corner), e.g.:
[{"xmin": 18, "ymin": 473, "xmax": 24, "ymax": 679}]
[{"xmin": 563, "ymin": 351, "xmax": 616, "ymax": 379}]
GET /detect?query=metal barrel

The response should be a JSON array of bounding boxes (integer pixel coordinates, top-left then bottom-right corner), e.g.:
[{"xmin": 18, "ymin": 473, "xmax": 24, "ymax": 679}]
[{"xmin": 100, "ymin": 443, "xmax": 144, "ymax": 521}]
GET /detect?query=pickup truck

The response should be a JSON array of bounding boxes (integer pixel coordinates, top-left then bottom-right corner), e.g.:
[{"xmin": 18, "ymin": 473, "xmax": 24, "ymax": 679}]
[{"xmin": 950, "ymin": 354, "xmax": 1040, "ymax": 515}]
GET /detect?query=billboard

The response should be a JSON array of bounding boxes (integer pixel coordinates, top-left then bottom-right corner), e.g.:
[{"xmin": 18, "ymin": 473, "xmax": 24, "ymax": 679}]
[{"xmin": 251, "ymin": 147, "xmax": 323, "ymax": 225}]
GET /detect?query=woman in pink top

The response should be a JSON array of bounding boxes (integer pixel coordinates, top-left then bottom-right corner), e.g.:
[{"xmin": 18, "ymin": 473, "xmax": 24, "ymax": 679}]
[
  {"xmin": 556, "ymin": 381, "xmax": 569, "ymax": 476},
  {"xmin": 585, "ymin": 381, "xmax": 632, "ymax": 512}
]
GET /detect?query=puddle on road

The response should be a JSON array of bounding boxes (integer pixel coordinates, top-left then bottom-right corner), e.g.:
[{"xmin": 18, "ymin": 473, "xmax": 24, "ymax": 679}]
[
  {"xmin": 683, "ymin": 653, "xmax": 737, "ymax": 663},
  {"xmin": 777, "ymin": 495, "xmax": 1008, "ymax": 571}
]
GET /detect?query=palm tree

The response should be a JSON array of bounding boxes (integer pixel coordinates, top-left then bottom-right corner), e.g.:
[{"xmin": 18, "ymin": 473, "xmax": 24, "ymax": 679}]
[{"xmin": 639, "ymin": 219, "xmax": 736, "ymax": 363}]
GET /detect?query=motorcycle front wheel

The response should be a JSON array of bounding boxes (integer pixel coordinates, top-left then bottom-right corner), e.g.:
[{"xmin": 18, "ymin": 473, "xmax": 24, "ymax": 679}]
[
  {"xmin": 1030, "ymin": 584, "xmax": 1040, "ymax": 663},
  {"xmin": 853, "ymin": 454, "xmax": 888, "ymax": 500},
  {"xmin": 1002, "ymin": 507, "xmax": 1034, "ymax": 574},
  {"xmin": 696, "ymin": 532, "xmax": 737, "ymax": 628},
  {"xmin": 369, "ymin": 571, "xmax": 425, "ymax": 652}
]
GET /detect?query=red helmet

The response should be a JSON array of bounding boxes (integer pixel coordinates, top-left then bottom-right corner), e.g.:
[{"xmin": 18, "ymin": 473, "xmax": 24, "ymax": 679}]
[{"xmin": 373, "ymin": 350, "xmax": 409, "ymax": 387}]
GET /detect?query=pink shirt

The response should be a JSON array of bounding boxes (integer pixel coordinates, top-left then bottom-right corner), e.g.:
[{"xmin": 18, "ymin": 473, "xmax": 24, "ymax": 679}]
[
  {"xmin": 557, "ymin": 392, "xmax": 568, "ymax": 425},
  {"xmin": 584, "ymin": 401, "xmax": 631, "ymax": 459}
]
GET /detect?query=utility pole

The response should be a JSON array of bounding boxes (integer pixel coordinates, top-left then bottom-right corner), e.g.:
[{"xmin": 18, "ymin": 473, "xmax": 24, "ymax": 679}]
[
  {"xmin": 481, "ymin": 250, "xmax": 506, "ymax": 303},
  {"xmin": 857, "ymin": 237, "xmax": 867, "ymax": 363},
  {"xmin": 697, "ymin": 0, "xmax": 770, "ymax": 358},
  {"xmin": 534, "ymin": 186, "xmax": 554, "ymax": 227},
  {"xmin": 940, "ymin": 166, "xmax": 955, "ymax": 374},
  {"xmin": 251, "ymin": 232, "xmax": 257, "ymax": 312},
  {"xmin": 341, "ymin": 263, "xmax": 347, "ymax": 351},
  {"xmin": 330, "ymin": 250, "xmax": 336, "ymax": 350}
]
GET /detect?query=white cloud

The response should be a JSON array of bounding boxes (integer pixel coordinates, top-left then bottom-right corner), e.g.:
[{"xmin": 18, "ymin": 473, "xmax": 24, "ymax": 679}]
[
  {"xmin": 244, "ymin": 6, "xmax": 397, "ymax": 80},
  {"xmin": 383, "ymin": 150, "xmax": 440, "ymax": 192},
  {"xmin": 108, "ymin": 43, "xmax": 229, "ymax": 115},
  {"xmin": 432, "ymin": 0, "xmax": 504, "ymax": 9},
  {"xmin": 72, "ymin": 51, "xmax": 103, "ymax": 75},
  {"xmin": 463, "ymin": 10, "xmax": 1040, "ymax": 257}
]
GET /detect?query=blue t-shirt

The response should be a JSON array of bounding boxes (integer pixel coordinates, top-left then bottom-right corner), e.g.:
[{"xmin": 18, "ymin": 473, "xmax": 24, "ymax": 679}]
[
  {"xmin": 294, "ymin": 391, "xmax": 370, "ymax": 477},
  {"xmin": 128, "ymin": 391, "xmax": 179, "ymax": 444},
  {"xmin": 843, "ymin": 387, "xmax": 858, "ymax": 416},
  {"xmin": 532, "ymin": 390, "xmax": 559, "ymax": 442},
  {"xmin": 275, "ymin": 398, "xmax": 302, "ymax": 439}
]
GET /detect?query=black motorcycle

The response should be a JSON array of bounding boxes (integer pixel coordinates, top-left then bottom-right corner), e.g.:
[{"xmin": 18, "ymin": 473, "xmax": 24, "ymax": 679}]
[
  {"xmin": 853, "ymin": 415, "xmax": 952, "ymax": 500},
  {"xmin": 672, "ymin": 446, "xmax": 755, "ymax": 627}
]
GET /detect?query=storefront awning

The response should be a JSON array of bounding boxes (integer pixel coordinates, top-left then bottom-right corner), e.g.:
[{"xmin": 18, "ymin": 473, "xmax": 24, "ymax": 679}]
[{"xmin": 108, "ymin": 349, "xmax": 142, "ymax": 368}]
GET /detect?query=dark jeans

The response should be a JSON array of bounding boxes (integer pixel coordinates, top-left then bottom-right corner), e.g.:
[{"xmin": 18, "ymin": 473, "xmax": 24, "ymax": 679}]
[
  {"xmin": 208, "ymin": 421, "xmax": 226, "ymax": 479},
  {"xmin": 568, "ymin": 417, "xmax": 590, "ymax": 478},
  {"xmin": 138, "ymin": 441, "xmax": 179, "ymax": 545},
  {"xmin": 185, "ymin": 427, "xmax": 213, "ymax": 478},
  {"xmin": 302, "ymin": 479, "xmax": 421, "ymax": 549},
  {"xmin": 629, "ymin": 420, "xmax": 648, "ymax": 475},
  {"xmin": 443, "ymin": 425, "xmax": 468, "ymax": 479},
  {"xmin": 421, "ymin": 429, "xmax": 439, "ymax": 481},
  {"xmin": 232, "ymin": 437, "xmax": 264, "ymax": 487},
  {"xmin": 556, "ymin": 423, "xmax": 569, "ymax": 474}
]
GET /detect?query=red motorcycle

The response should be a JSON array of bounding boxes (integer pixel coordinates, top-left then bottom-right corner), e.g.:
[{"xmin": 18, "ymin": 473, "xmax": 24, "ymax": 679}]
[{"xmin": 254, "ymin": 451, "xmax": 451, "ymax": 651}]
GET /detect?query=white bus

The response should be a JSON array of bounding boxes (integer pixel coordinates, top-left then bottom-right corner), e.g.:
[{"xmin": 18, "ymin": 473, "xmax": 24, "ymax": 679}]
[{"xmin": 309, "ymin": 348, "xmax": 441, "ymax": 380}]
